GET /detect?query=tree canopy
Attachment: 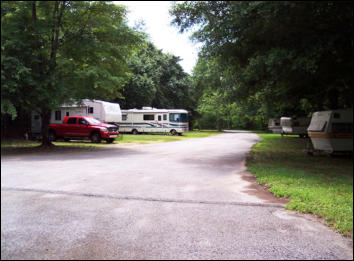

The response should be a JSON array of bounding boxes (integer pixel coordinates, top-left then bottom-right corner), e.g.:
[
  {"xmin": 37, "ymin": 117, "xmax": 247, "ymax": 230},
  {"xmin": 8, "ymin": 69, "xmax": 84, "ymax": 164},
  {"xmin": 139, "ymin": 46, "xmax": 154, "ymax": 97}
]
[
  {"xmin": 171, "ymin": 1, "xmax": 353, "ymax": 129},
  {"xmin": 1, "ymin": 1, "xmax": 143, "ymax": 144},
  {"xmin": 118, "ymin": 42, "xmax": 193, "ymax": 110}
]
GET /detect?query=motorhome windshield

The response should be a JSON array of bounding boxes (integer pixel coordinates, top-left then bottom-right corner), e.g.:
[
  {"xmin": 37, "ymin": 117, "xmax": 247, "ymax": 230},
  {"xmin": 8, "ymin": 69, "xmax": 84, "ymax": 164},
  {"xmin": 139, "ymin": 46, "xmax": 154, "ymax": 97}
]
[
  {"xmin": 169, "ymin": 113, "xmax": 188, "ymax": 123},
  {"xmin": 86, "ymin": 118, "xmax": 102, "ymax": 124}
]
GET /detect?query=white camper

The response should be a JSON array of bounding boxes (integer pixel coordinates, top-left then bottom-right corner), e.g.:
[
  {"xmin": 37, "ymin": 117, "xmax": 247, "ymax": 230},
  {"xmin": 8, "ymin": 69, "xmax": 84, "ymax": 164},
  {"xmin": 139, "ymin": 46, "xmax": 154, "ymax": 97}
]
[
  {"xmin": 31, "ymin": 99, "xmax": 122, "ymax": 137},
  {"xmin": 268, "ymin": 118, "xmax": 282, "ymax": 134},
  {"xmin": 280, "ymin": 116, "xmax": 311, "ymax": 137},
  {"xmin": 307, "ymin": 109, "xmax": 353, "ymax": 154},
  {"xmin": 118, "ymin": 107, "xmax": 189, "ymax": 135}
]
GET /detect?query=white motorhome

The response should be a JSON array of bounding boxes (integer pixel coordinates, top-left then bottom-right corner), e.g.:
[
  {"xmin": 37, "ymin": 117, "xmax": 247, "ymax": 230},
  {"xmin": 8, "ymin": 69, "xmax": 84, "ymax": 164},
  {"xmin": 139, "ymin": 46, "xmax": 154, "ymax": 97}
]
[
  {"xmin": 268, "ymin": 118, "xmax": 282, "ymax": 134},
  {"xmin": 307, "ymin": 109, "xmax": 353, "ymax": 154},
  {"xmin": 280, "ymin": 116, "xmax": 311, "ymax": 137},
  {"xmin": 31, "ymin": 99, "xmax": 121, "ymax": 136},
  {"xmin": 118, "ymin": 107, "xmax": 189, "ymax": 135}
]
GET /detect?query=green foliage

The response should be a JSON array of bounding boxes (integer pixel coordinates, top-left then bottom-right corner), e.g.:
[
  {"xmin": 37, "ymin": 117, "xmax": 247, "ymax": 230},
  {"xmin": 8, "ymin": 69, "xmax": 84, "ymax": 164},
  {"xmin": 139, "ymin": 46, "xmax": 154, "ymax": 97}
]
[
  {"xmin": 118, "ymin": 42, "xmax": 193, "ymax": 111},
  {"xmin": 171, "ymin": 1, "xmax": 353, "ymax": 129},
  {"xmin": 1, "ymin": 1, "xmax": 143, "ymax": 144},
  {"xmin": 247, "ymin": 134, "xmax": 353, "ymax": 237},
  {"xmin": 1, "ymin": 1, "xmax": 143, "ymax": 112}
]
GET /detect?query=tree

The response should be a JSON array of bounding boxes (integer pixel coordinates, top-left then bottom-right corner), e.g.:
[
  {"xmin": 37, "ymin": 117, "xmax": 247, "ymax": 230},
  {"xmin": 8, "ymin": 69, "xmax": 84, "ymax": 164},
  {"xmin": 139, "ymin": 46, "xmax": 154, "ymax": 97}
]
[
  {"xmin": 171, "ymin": 1, "xmax": 353, "ymax": 128},
  {"xmin": 1, "ymin": 1, "xmax": 143, "ymax": 146},
  {"xmin": 119, "ymin": 42, "xmax": 193, "ymax": 110}
]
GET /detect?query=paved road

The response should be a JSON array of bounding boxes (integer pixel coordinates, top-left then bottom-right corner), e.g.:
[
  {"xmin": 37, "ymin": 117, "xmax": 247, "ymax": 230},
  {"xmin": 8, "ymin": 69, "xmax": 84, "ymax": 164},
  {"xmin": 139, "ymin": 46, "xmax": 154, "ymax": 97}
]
[{"xmin": 1, "ymin": 133, "xmax": 353, "ymax": 259}]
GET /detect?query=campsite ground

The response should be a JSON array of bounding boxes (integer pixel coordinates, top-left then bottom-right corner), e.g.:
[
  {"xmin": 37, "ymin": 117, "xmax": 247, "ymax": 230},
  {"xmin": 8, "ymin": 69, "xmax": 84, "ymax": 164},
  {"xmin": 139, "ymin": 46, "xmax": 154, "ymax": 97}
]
[{"xmin": 1, "ymin": 132, "xmax": 352, "ymax": 259}]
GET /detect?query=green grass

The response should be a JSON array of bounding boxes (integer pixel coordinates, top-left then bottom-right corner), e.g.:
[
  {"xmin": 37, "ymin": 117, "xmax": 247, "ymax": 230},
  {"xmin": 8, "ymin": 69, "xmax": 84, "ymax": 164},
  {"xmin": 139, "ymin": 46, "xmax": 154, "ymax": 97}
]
[
  {"xmin": 247, "ymin": 133, "xmax": 353, "ymax": 237},
  {"xmin": 1, "ymin": 130, "xmax": 222, "ymax": 151}
]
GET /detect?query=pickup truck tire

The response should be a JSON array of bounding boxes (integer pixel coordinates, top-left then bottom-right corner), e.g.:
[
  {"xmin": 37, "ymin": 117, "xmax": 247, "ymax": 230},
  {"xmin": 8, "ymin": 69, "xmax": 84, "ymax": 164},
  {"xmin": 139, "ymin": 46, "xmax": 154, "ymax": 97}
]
[
  {"xmin": 64, "ymin": 138, "xmax": 71, "ymax": 142},
  {"xmin": 106, "ymin": 138, "xmax": 115, "ymax": 144},
  {"xmin": 91, "ymin": 132, "xmax": 102, "ymax": 143},
  {"xmin": 49, "ymin": 130, "xmax": 56, "ymax": 141}
]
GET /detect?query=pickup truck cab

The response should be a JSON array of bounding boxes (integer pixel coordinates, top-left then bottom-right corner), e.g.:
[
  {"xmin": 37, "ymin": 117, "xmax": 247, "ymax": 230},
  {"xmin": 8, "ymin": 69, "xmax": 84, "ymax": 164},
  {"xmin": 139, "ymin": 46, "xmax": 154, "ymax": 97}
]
[{"xmin": 48, "ymin": 116, "xmax": 119, "ymax": 143}]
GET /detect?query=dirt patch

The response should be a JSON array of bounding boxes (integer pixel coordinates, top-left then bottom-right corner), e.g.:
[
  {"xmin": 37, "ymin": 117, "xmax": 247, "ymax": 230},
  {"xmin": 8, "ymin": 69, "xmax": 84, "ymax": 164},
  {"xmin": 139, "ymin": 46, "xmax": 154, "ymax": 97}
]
[{"xmin": 239, "ymin": 170, "xmax": 291, "ymax": 204}]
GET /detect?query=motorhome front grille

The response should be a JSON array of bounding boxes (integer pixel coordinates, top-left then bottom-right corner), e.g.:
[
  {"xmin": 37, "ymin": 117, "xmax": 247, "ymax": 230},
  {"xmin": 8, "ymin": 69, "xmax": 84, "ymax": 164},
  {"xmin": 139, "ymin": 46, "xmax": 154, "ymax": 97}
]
[{"xmin": 107, "ymin": 127, "xmax": 118, "ymax": 132}]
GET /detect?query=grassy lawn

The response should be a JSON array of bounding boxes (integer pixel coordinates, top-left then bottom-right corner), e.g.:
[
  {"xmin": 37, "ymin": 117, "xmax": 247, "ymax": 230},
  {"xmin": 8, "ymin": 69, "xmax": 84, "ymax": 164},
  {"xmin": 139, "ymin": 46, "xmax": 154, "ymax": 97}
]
[
  {"xmin": 1, "ymin": 130, "xmax": 222, "ymax": 151},
  {"xmin": 247, "ymin": 133, "xmax": 353, "ymax": 237}
]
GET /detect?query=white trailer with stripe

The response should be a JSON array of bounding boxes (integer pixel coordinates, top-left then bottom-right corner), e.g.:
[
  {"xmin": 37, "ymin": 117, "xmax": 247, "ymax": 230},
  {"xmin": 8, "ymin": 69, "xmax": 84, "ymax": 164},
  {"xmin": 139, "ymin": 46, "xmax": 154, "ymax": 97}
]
[
  {"xmin": 268, "ymin": 118, "xmax": 282, "ymax": 134},
  {"xmin": 280, "ymin": 116, "xmax": 311, "ymax": 137},
  {"xmin": 118, "ymin": 107, "xmax": 189, "ymax": 135},
  {"xmin": 307, "ymin": 109, "xmax": 352, "ymax": 154}
]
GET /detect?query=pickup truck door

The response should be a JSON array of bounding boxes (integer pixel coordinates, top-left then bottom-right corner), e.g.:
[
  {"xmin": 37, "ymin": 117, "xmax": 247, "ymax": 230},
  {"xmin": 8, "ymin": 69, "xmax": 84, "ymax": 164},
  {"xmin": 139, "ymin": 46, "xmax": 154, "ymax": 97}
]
[
  {"xmin": 64, "ymin": 117, "xmax": 80, "ymax": 136},
  {"xmin": 78, "ymin": 118, "xmax": 90, "ymax": 136}
]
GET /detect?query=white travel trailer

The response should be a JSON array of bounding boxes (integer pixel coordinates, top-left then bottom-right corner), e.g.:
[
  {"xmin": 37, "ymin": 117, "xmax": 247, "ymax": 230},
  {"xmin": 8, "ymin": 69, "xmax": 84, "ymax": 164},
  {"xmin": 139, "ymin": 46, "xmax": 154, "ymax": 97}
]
[
  {"xmin": 280, "ymin": 116, "xmax": 311, "ymax": 137},
  {"xmin": 31, "ymin": 99, "xmax": 122, "ymax": 136},
  {"xmin": 307, "ymin": 109, "xmax": 353, "ymax": 154},
  {"xmin": 268, "ymin": 118, "xmax": 282, "ymax": 134},
  {"xmin": 118, "ymin": 107, "xmax": 189, "ymax": 135}
]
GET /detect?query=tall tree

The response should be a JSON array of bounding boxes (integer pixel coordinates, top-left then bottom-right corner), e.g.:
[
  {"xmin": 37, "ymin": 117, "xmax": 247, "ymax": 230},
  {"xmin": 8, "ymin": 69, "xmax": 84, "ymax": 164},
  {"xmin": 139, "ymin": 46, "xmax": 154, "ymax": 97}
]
[
  {"xmin": 171, "ymin": 1, "xmax": 353, "ymax": 128},
  {"xmin": 1, "ymin": 1, "xmax": 143, "ymax": 145},
  {"xmin": 119, "ymin": 42, "xmax": 193, "ymax": 110}
]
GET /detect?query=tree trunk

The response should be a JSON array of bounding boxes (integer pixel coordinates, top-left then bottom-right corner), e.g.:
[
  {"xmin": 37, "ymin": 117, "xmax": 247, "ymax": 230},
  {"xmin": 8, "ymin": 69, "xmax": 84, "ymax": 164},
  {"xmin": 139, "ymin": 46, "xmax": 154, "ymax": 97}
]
[
  {"xmin": 216, "ymin": 117, "xmax": 222, "ymax": 132},
  {"xmin": 40, "ymin": 109, "xmax": 53, "ymax": 147}
]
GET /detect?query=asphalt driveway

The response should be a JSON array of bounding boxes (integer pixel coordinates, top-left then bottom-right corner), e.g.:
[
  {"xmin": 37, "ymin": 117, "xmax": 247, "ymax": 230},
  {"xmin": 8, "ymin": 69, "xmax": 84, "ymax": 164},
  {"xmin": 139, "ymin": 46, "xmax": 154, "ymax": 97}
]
[{"xmin": 1, "ymin": 133, "xmax": 353, "ymax": 259}]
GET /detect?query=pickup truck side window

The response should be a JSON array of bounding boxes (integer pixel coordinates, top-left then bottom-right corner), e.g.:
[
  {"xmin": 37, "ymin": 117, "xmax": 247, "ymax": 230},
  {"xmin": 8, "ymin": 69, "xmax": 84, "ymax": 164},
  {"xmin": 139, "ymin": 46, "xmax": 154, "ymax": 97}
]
[
  {"xmin": 67, "ymin": 118, "xmax": 77, "ymax": 124},
  {"xmin": 78, "ymin": 118, "xmax": 88, "ymax": 125}
]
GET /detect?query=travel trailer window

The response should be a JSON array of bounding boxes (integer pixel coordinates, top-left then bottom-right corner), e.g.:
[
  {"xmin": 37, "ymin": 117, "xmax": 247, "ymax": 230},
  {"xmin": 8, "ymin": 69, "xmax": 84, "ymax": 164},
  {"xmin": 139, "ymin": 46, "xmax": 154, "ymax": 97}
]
[
  {"xmin": 67, "ymin": 118, "xmax": 77, "ymax": 124},
  {"xmin": 122, "ymin": 115, "xmax": 127, "ymax": 121},
  {"xmin": 88, "ymin": 107, "xmax": 94, "ymax": 114},
  {"xmin": 66, "ymin": 112, "xmax": 69, "ymax": 116},
  {"xmin": 143, "ymin": 114, "xmax": 154, "ymax": 121},
  {"xmin": 332, "ymin": 123, "xmax": 352, "ymax": 134},
  {"xmin": 55, "ymin": 111, "xmax": 61, "ymax": 121},
  {"xmin": 169, "ymin": 113, "xmax": 188, "ymax": 123}
]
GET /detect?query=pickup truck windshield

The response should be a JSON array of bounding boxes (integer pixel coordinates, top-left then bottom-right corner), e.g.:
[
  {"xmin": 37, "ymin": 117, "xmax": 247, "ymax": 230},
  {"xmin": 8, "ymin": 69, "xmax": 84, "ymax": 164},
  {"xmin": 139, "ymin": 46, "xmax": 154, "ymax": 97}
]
[{"xmin": 85, "ymin": 118, "xmax": 102, "ymax": 124}]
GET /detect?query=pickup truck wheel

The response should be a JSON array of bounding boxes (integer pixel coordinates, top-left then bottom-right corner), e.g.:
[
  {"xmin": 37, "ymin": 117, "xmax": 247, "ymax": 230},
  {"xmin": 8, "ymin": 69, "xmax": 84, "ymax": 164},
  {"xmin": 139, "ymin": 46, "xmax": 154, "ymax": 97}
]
[
  {"xmin": 49, "ymin": 131, "xmax": 56, "ymax": 141},
  {"xmin": 106, "ymin": 138, "xmax": 115, "ymax": 144},
  {"xmin": 91, "ymin": 132, "xmax": 102, "ymax": 143},
  {"xmin": 64, "ymin": 138, "xmax": 70, "ymax": 142}
]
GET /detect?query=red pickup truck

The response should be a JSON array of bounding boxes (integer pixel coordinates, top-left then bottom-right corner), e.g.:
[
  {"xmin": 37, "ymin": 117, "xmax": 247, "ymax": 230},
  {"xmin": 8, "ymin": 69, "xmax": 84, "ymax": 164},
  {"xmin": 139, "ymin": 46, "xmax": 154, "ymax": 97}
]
[{"xmin": 48, "ymin": 116, "xmax": 119, "ymax": 143}]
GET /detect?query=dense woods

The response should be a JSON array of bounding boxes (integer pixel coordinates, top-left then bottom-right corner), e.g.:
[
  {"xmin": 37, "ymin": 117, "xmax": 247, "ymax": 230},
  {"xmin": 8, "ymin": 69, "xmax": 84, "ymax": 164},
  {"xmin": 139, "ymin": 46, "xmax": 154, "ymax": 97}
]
[
  {"xmin": 1, "ymin": 1, "xmax": 353, "ymax": 141},
  {"xmin": 171, "ymin": 1, "xmax": 353, "ymax": 130}
]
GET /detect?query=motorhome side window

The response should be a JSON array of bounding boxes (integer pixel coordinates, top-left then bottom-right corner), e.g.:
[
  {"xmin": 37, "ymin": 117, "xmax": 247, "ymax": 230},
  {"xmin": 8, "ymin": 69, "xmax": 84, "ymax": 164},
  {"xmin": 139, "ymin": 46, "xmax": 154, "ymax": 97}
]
[
  {"xmin": 88, "ymin": 107, "xmax": 94, "ymax": 114},
  {"xmin": 67, "ymin": 118, "xmax": 77, "ymax": 124},
  {"xmin": 143, "ymin": 114, "xmax": 154, "ymax": 121},
  {"xmin": 158, "ymin": 115, "xmax": 161, "ymax": 121},
  {"xmin": 163, "ymin": 114, "xmax": 167, "ymax": 121},
  {"xmin": 122, "ymin": 114, "xmax": 127, "ymax": 121},
  {"xmin": 55, "ymin": 110, "xmax": 61, "ymax": 121}
]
